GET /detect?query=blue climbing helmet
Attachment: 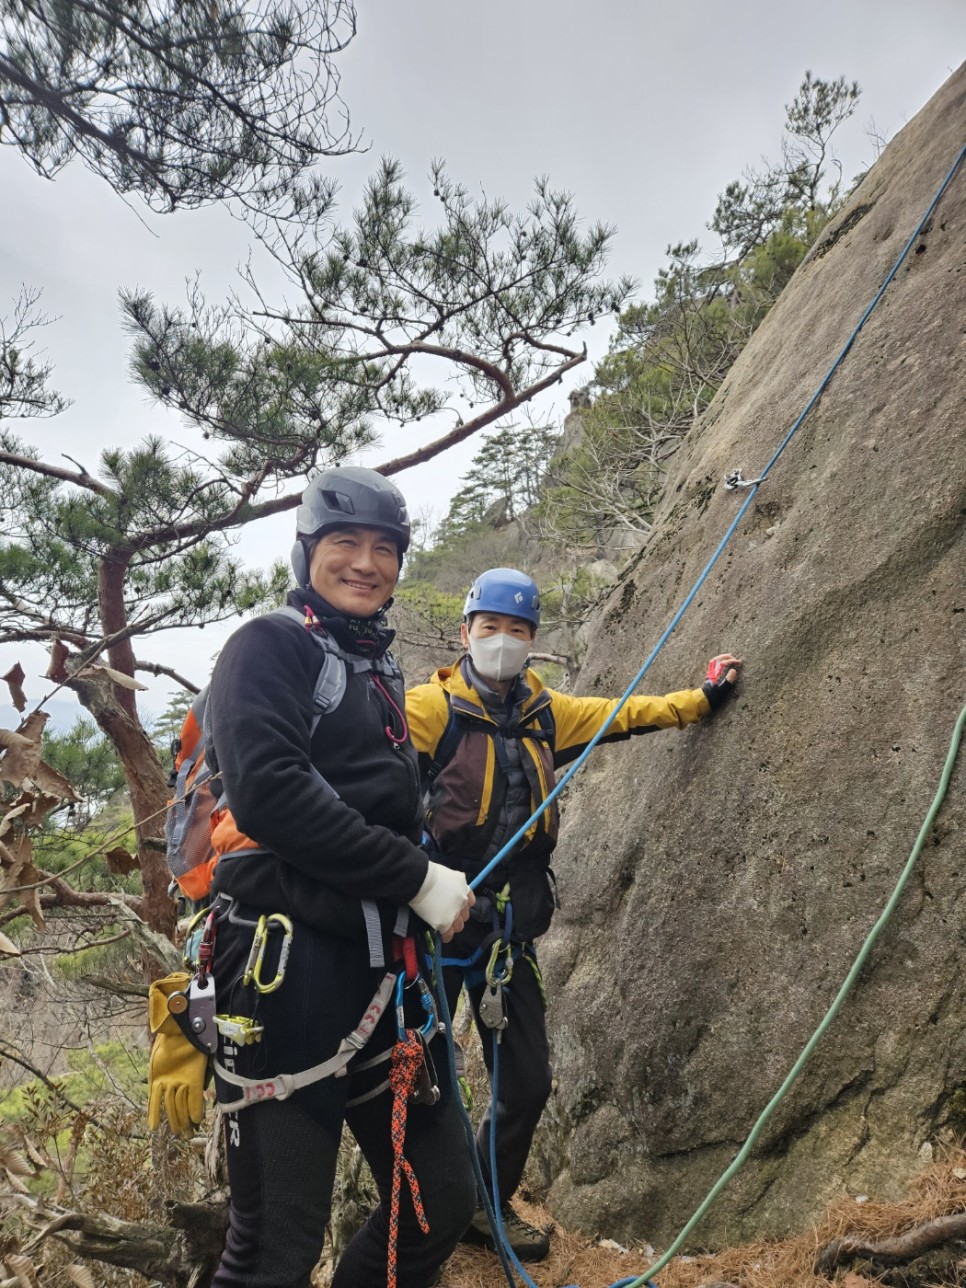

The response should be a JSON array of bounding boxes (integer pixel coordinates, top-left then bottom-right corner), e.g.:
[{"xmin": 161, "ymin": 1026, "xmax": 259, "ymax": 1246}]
[{"xmin": 463, "ymin": 568, "xmax": 541, "ymax": 629}]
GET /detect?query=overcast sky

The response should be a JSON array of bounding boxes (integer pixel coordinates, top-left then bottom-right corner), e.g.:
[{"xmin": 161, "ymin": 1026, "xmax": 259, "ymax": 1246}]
[{"xmin": 1, "ymin": 1, "xmax": 964, "ymax": 726}]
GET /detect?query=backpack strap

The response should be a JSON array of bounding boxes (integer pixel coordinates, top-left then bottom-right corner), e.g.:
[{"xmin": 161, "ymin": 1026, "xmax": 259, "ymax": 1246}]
[
  {"xmin": 269, "ymin": 606, "xmax": 402, "ymax": 730},
  {"xmin": 267, "ymin": 606, "xmax": 401, "ymax": 969},
  {"xmin": 424, "ymin": 698, "xmax": 471, "ymax": 785},
  {"xmin": 425, "ymin": 694, "xmax": 556, "ymax": 785}
]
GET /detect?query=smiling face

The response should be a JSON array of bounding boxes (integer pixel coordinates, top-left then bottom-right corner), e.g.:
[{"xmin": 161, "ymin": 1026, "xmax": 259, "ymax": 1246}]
[{"xmin": 308, "ymin": 525, "xmax": 401, "ymax": 616}]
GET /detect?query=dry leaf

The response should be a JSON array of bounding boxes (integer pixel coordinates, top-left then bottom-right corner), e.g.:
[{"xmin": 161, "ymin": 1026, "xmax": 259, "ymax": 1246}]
[
  {"xmin": 0, "ymin": 931, "xmax": 21, "ymax": 957},
  {"xmin": 0, "ymin": 798, "xmax": 34, "ymax": 834},
  {"xmin": 0, "ymin": 718, "xmax": 43, "ymax": 790},
  {"xmin": 4, "ymin": 1253, "xmax": 41, "ymax": 1285},
  {"xmin": 0, "ymin": 833, "xmax": 32, "ymax": 906},
  {"xmin": 842, "ymin": 1275, "xmax": 877, "ymax": 1287},
  {"xmin": 17, "ymin": 863, "xmax": 46, "ymax": 931},
  {"xmin": 4, "ymin": 791, "xmax": 64, "ymax": 831},
  {"xmin": 21, "ymin": 1136, "xmax": 46, "ymax": 1171},
  {"xmin": 0, "ymin": 1142, "xmax": 31, "ymax": 1176},
  {"xmin": 0, "ymin": 729, "xmax": 34, "ymax": 754},
  {"xmin": 2, "ymin": 663, "xmax": 27, "ymax": 713},
  {"xmin": 66, "ymin": 1267, "xmax": 95, "ymax": 1288},
  {"xmin": 46, "ymin": 639, "xmax": 70, "ymax": 682},
  {"xmin": 105, "ymin": 846, "xmax": 140, "ymax": 876},
  {"xmin": 0, "ymin": 719, "xmax": 78, "ymax": 802},
  {"xmin": 75, "ymin": 662, "xmax": 148, "ymax": 691},
  {"xmin": 17, "ymin": 710, "xmax": 49, "ymax": 741},
  {"xmin": 31, "ymin": 760, "xmax": 81, "ymax": 803},
  {"xmin": 0, "ymin": 744, "xmax": 40, "ymax": 790},
  {"xmin": 0, "ymin": 837, "xmax": 45, "ymax": 928}
]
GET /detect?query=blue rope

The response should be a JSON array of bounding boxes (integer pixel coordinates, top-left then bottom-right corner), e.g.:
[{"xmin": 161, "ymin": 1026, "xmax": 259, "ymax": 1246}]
[
  {"xmin": 432, "ymin": 932, "xmax": 519, "ymax": 1285},
  {"xmin": 462, "ymin": 140, "xmax": 966, "ymax": 1288},
  {"xmin": 469, "ymin": 138, "xmax": 966, "ymax": 902}
]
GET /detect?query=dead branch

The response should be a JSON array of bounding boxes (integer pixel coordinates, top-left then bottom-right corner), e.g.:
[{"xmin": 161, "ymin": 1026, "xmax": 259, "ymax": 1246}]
[
  {"xmin": 813, "ymin": 1210, "xmax": 966, "ymax": 1275},
  {"xmin": 14, "ymin": 1193, "xmax": 229, "ymax": 1288}
]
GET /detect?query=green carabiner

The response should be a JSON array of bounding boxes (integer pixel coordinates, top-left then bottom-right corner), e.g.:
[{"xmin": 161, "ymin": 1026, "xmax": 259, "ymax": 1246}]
[
  {"xmin": 243, "ymin": 913, "xmax": 294, "ymax": 994},
  {"xmin": 485, "ymin": 937, "xmax": 513, "ymax": 988}
]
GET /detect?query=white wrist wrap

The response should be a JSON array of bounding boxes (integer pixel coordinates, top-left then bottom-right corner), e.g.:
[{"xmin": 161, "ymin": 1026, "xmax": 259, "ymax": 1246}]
[{"xmin": 409, "ymin": 862, "xmax": 470, "ymax": 933}]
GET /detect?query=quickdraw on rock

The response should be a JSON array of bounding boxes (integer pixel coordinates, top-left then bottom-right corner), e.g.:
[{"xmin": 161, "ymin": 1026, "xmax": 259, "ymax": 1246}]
[{"xmin": 724, "ymin": 467, "xmax": 765, "ymax": 491}]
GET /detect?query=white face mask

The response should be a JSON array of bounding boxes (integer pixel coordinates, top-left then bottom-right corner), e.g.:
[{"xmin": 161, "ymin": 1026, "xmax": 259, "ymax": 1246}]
[{"xmin": 467, "ymin": 632, "xmax": 531, "ymax": 682}]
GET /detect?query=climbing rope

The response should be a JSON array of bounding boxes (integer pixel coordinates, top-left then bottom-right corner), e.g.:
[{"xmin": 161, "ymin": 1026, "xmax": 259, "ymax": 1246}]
[
  {"xmin": 457, "ymin": 139, "xmax": 966, "ymax": 1288},
  {"xmin": 617, "ymin": 699, "xmax": 966, "ymax": 1288},
  {"xmin": 387, "ymin": 1030, "xmax": 430, "ymax": 1288},
  {"xmin": 434, "ymin": 957, "xmax": 519, "ymax": 1284},
  {"xmin": 468, "ymin": 138, "xmax": 966, "ymax": 903}
]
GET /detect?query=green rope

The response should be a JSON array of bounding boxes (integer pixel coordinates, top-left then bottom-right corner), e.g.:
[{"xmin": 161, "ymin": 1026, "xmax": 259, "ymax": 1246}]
[{"xmin": 625, "ymin": 700, "xmax": 966, "ymax": 1288}]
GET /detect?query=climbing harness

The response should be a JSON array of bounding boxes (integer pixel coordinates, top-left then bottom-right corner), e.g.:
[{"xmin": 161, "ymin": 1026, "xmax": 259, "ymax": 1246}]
[
  {"xmin": 442, "ymin": 140, "xmax": 966, "ymax": 1288},
  {"xmin": 213, "ymin": 968, "xmax": 398, "ymax": 1112},
  {"xmin": 213, "ymin": 930, "xmax": 441, "ymax": 1116}
]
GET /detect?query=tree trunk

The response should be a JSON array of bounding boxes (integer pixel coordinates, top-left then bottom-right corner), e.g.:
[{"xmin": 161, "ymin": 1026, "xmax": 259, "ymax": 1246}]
[
  {"xmin": 69, "ymin": 666, "xmax": 175, "ymax": 938},
  {"xmin": 66, "ymin": 550, "xmax": 177, "ymax": 939}
]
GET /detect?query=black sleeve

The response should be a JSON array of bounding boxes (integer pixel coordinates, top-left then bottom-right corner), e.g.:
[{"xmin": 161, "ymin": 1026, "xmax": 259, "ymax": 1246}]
[{"xmin": 208, "ymin": 616, "xmax": 428, "ymax": 907}]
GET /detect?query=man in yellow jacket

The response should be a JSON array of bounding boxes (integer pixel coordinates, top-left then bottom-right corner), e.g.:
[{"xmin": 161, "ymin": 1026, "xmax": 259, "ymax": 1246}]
[{"xmin": 405, "ymin": 567, "xmax": 741, "ymax": 1262}]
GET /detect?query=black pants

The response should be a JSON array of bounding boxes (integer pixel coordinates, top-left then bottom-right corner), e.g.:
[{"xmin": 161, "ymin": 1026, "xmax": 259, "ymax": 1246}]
[
  {"xmin": 442, "ymin": 920, "xmax": 553, "ymax": 1206},
  {"xmin": 210, "ymin": 902, "xmax": 476, "ymax": 1288}
]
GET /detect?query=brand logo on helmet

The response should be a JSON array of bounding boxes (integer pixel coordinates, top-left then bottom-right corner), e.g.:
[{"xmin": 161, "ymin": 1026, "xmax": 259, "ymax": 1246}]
[{"xmin": 514, "ymin": 592, "xmax": 524, "ymax": 604}]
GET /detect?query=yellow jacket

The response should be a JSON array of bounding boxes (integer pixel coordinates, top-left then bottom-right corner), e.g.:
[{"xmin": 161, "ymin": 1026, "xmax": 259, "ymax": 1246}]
[{"xmin": 406, "ymin": 658, "xmax": 710, "ymax": 873}]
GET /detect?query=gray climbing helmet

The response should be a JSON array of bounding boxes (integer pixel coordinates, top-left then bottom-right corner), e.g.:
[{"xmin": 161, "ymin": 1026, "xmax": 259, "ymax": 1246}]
[{"xmin": 291, "ymin": 466, "xmax": 411, "ymax": 587}]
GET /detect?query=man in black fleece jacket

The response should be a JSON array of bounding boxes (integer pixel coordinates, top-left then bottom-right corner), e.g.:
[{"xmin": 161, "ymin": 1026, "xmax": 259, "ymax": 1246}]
[{"xmin": 206, "ymin": 467, "xmax": 475, "ymax": 1288}]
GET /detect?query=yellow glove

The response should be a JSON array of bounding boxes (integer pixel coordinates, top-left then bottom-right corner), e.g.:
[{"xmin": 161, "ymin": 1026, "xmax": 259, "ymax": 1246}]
[{"xmin": 147, "ymin": 972, "xmax": 209, "ymax": 1135}]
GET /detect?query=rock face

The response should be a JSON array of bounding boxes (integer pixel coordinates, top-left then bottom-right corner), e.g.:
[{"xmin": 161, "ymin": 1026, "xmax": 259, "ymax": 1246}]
[{"xmin": 537, "ymin": 64, "xmax": 966, "ymax": 1248}]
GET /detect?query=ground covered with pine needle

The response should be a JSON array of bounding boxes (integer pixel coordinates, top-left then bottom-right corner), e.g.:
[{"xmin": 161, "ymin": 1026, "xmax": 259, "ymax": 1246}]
[{"xmin": 426, "ymin": 1147, "xmax": 966, "ymax": 1288}]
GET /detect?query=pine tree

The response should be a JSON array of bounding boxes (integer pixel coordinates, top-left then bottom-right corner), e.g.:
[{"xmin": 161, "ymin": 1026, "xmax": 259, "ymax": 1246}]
[
  {"xmin": 0, "ymin": 161, "xmax": 629, "ymax": 933},
  {"xmin": 0, "ymin": 0, "xmax": 359, "ymax": 217},
  {"xmin": 545, "ymin": 73, "xmax": 861, "ymax": 551}
]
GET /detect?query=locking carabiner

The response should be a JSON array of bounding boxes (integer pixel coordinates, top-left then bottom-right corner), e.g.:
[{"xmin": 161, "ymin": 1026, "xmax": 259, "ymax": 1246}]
[
  {"xmin": 394, "ymin": 968, "xmax": 437, "ymax": 1041},
  {"xmin": 242, "ymin": 913, "xmax": 294, "ymax": 994}
]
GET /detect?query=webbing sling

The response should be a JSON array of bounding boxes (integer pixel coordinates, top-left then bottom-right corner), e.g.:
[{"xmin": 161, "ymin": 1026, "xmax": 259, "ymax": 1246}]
[{"xmin": 215, "ymin": 969, "xmax": 399, "ymax": 1112}]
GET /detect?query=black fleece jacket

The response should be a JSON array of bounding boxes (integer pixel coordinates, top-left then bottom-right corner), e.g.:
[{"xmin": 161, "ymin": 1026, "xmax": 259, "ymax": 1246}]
[{"xmin": 207, "ymin": 588, "xmax": 429, "ymax": 939}]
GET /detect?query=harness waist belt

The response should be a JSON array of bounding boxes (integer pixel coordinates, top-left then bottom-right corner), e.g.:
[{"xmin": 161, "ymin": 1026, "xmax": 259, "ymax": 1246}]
[{"xmin": 214, "ymin": 969, "xmax": 397, "ymax": 1114}]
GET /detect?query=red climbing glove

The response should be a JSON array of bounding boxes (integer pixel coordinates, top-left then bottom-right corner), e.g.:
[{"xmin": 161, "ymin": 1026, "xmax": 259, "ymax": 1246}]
[{"xmin": 702, "ymin": 655, "xmax": 740, "ymax": 711}]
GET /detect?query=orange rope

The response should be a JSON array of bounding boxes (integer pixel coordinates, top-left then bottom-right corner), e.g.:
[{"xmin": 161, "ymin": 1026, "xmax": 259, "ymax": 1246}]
[{"xmin": 387, "ymin": 1030, "xmax": 430, "ymax": 1288}]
